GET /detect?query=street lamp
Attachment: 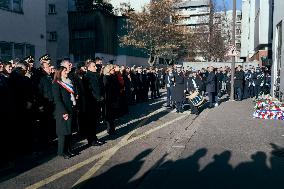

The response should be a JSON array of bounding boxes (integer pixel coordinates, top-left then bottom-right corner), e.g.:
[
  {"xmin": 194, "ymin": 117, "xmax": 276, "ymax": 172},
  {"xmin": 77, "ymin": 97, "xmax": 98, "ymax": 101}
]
[{"xmin": 230, "ymin": 0, "xmax": 236, "ymax": 101}]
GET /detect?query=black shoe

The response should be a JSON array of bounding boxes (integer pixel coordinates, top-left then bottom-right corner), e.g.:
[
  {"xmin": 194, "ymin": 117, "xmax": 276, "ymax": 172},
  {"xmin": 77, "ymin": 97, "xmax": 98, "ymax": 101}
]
[
  {"xmin": 92, "ymin": 140, "xmax": 105, "ymax": 146},
  {"xmin": 59, "ymin": 153, "xmax": 71, "ymax": 159},
  {"xmin": 67, "ymin": 151, "xmax": 77, "ymax": 157}
]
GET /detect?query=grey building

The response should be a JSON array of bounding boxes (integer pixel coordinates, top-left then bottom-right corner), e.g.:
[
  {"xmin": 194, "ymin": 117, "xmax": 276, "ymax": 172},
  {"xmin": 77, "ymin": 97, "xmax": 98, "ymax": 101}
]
[
  {"xmin": 46, "ymin": 0, "xmax": 70, "ymax": 63},
  {"xmin": 272, "ymin": 0, "xmax": 283, "ymax": 100},
  {"xmin": 0, "ymin": 0, "xmax": 46, "ymax": 63}
]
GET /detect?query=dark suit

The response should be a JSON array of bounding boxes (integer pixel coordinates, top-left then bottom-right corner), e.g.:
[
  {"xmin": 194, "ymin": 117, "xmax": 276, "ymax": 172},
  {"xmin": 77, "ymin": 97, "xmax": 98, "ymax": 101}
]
[
  {"xmin": 37, "ymin": 72, "xmax": 55, "ymax": 145},
  {"xmin": 172, "ymin": 71, "xmax": 185, "ymax": 112},
  {"xmin": 205, "ymin": 71, "xmax": 217, "ymax": 107},
  {"xmin": 52, "ymin": 81, "xmax": 75, "ymax": 156},
  {"xmin": 234, "ymin": 70, "xmax": 244, "ymax": 100},
  {"xmin": 164, "ymin": 73, "xmax": 174, "ymax": 106},
  {"xmin": 82, "ymin": 71, "xmax": 104, "ymax": 144},
  {"xmin": 103, "ymin": 74, "xmax": 120, "ymax": 134}
]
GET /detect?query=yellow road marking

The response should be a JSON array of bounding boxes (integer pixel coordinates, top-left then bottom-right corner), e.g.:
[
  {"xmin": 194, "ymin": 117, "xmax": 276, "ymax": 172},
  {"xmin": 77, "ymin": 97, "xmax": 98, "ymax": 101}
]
[{"xmin": 26, "ymin": 111, "xmax": 189, "ymax": 189}]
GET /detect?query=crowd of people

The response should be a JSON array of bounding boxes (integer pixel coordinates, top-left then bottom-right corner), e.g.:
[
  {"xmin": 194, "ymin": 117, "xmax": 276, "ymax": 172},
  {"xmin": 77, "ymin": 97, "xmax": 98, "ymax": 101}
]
[
  {"xmin": 0, "ymin": 54, "xmax": 271, "ymax": 163},
  {"xmin": 0, "ymin": 55, "xmax": 164, "ymax": 162},
  {"xmin": 165, "ymin": 64, "xmax": 271, "ymax": 115}
]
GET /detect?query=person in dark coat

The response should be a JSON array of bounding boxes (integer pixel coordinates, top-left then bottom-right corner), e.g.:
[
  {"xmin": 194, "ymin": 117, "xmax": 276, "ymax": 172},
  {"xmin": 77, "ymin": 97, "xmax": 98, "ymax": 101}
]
[
  {"xmin": 37, "ymin": 61, "xmax": 55, "ymax": 147},
  {"xmin": 164, "ymin": 67, "xmax": 174, "ymax": 108},
  {"xmin": 149, "ymin": 68, "xmax": 157, "ymax": 99},
  {"xmin": 9, "ymin": 63, "xmax": 34, "ymax": 155},
  {"xmin": 205, "ymin": 66, "xmax": 217, "ymax": 108},
  {"xmin": 103, "ymin": 65, "xmax": 120, "ymax": 135},
  {"xmin": 172, "ymin": 65, "xmax": 185, "ymax": 113},
  {"xmin": 216, "ymin": 68, "xmax": 224, "ymax": 97},
  {"xmin": 254, "ymin": 68, "xmax": 265, "ymax": 98},
  {"xmin": 234, "ymin": 65, "xmax": 245, "ymax": 101},
  {"xmin": 52, "ymin": 66, "xmax": 77, "ymax": 159},
  {"xmin": 82, "ymin": 60, "xmax": 105, "ymax": 146},
  {"xmin": 73, "ymin": 63, "xmax": 87, "ymax": 138}
]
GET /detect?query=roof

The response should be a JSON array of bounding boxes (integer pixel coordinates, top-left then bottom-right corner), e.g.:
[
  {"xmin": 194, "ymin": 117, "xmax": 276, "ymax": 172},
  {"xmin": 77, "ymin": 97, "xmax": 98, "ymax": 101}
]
[{"xmin": 178, "ymin": 0, "xmax": 210, "ymax": 8}]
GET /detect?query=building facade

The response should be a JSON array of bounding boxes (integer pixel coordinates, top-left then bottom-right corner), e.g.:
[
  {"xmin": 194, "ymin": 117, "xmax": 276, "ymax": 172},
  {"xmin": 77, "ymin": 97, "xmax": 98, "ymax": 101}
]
[
  {"xmin": 46, "ymin": 0, "xmax": 70, "ymax": 63},
  {"xmin": 216, "ymin": 10, "xmax": 242, "ymax": 61},
  {"xmin": 272, "ymin": 0, "xmax": 283, "ymax": 100},
  {"xmin": 240, "ymin": 0, "xmax": 273, "ymax": 65},
  {"xmin": 68, "ymin": 10, "xmax": 148, "ymax": 66},
  {"xmin": 177, "ymin": 0, "xmax": 211, "ymax": 30},
  {"xmin": 0, "ymin": 0, "xmax": 46, "ymax": 64}
]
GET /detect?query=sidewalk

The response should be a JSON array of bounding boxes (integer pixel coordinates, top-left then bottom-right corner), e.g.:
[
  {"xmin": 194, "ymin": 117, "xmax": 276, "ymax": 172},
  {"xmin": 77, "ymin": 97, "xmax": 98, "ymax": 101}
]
[{"xmin": 138, "ymin": 99, "xmax": 284, "ymax": 189}]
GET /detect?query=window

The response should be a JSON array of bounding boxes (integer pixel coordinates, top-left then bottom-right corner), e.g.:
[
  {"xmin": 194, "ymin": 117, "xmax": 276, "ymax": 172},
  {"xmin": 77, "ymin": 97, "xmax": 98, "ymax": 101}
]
[
  {"xmin": 49, "ymin": 32, "xmax": 57, "ymax": 41},
  {"xmin": 0, "ymin": 0, "xmax": 22, "ymax": 13},
  {"xmin": 0, "ymin": 0, "xmax": 10, "ymax": 10},
  {"xmin": 12, "ymin": 0, "xmax": 22, "ymax": 12},
  {"xmin": 73, "ymin": 30, "xmax": 95, "ymax": 39},
  {"xmin": 26, "ymin": 45, "xmax": 35, "ymax": 57},
  {"xmin": 0, "ymin": 42, "xmax": 12, "ymax": 61},
  {"xmin": 0, "ymin": 42, "xmax": 34, "ymax": 61},
  {"xmin": 48, "ymin": 4, "xmax": 56, "ymax": 14},
  {"xmin": 14, "ymin": 43, "xmax": 24, "ymax": 59}
]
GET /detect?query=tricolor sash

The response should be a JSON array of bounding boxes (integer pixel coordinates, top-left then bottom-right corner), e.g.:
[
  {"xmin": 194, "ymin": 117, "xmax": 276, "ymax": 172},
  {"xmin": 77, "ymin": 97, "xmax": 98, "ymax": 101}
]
[{"xmin": 57, "ymin": 80, "xmax": 75, "ymax": 94}]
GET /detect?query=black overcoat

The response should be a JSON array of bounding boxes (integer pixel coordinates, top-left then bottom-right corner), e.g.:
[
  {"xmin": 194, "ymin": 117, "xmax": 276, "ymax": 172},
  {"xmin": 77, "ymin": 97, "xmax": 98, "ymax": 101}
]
[
  {"xmin": 205, "ymin": 72, "xmax": 216, "ymax": 93},
  {"xmin": 52, "ymin": 81, "xmax": 74, "ymax": 136},
  {"xmin": 172, "ymin": 72, "xmax": 185, "ymax": 102},
  {"xmin": 234, "ymin": 70, "xmax": 245, "ymax": 89}
]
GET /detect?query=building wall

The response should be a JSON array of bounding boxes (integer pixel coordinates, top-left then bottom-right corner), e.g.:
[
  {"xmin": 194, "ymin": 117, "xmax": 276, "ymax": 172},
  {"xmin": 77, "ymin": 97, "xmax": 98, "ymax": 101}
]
[
  {"xmin": 183, "ymin": 61, "xmax": 258, "ymax": 70},
  {"xmin": 241, "ymin": 0, "xmax": 250, "ymax": 58},
  {"xmin": 272, "ymin": 0, "xmax": 284, "ymax": 98},
  {"xmin": 46, "ymin": 0, "xmax": 70, "ymax": 63},
  {"xmin": 0, "ymin": 0, "xmax": 46, "ymax": 63},
  {"xmin": 248, "ymin": 0, "xmax": 256, "ymax": 58},
  {"xmin": 177, "ymin": 0, "xmax": 210, "ymax": 28}
]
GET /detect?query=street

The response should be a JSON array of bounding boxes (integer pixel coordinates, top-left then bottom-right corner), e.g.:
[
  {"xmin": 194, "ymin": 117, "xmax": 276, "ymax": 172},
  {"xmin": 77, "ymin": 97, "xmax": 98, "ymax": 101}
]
[{"xmin": 0, "ymin": 92, "xmax": 284, "ymax": 189}]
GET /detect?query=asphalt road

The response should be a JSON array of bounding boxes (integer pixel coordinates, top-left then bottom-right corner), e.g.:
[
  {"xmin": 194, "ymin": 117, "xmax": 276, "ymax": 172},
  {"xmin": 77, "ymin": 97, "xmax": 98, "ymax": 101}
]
[{"xmin": 1, "ymin": 94, "xmax": 284, "ymax": 189}]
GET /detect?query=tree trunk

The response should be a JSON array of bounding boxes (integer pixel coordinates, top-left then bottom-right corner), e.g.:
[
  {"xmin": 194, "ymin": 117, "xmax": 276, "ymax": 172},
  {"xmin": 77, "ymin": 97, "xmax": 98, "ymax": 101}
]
[{"xmin": 148, "ymin": 55, "xmax": 157, "ymax": 66}]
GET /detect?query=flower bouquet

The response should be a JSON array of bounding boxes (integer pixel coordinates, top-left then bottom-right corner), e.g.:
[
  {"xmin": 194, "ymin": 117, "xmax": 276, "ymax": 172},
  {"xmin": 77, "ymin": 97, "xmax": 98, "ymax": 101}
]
[{"xmin": 253, "ymin": 95, "xmax": 284, "ymax": 120}]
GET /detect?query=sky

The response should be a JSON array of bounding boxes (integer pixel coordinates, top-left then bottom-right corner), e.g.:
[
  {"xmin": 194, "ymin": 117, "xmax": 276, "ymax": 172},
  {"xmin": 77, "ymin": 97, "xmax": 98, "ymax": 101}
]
[
  {"xmin": 110, "ymin": 0, "xmax": 242, "ymax": 12},
  {"xmin": 215, "ymin": 0, "xmax": 242, "ymax": 11}
]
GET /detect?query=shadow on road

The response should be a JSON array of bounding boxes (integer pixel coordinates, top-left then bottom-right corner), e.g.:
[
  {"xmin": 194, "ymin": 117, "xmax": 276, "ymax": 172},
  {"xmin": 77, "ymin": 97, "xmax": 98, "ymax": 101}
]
[
  {"xmin": 73, "ymin": 144, "xmax": 284, "ymax": 189},
  {"xmin": 0, "ymin": 95, "xmax": 170, "ymax": 183}
]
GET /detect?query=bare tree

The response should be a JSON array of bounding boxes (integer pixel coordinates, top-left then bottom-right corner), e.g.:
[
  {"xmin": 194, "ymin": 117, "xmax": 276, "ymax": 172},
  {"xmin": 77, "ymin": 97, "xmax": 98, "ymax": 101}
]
[
  {"xmin": 191, "ymin": 0, "xmax": 229, "ymax": 62},
  {"xmin": 119, "ymin": 0, "xmax": 191, "ymax": 66}
]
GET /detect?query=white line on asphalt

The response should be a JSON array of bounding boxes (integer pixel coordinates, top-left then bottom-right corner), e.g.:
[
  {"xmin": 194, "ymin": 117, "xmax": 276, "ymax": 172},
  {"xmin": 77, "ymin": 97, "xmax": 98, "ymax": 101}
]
[
  {"xmin": 25, "ymin": 112, "xmax": 189, "ymax": 189},
  {"xmin": 97, "ymin": 107, "xmax": 167, "ymax": 138},
  {"xmin": 148, "ymin": 99, "xmax": 166, "ymax": 106}
]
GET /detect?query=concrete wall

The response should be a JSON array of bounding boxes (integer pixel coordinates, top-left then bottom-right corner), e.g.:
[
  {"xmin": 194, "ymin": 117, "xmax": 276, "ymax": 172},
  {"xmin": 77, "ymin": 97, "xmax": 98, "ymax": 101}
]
[
  {"xmin": 46, "ymin": 0, "xmax": 69, "ymax": 63},
  {"xmin": 248, "ymin": 0, "xmax": 256, "ymax": 57},
  {"xmin": 241, "ymin": 0, "xmax": 250, "ymax": 58},
  {"xmin": 95, "ymin": 53, "xmax": 149, "ymax": 67},
  {"xmin": 183, "ymin": 61, "xmax": 259, "ymax": 70},
  {"xmin": 272, "ymin": 0, "xmax": 284, "ymax": 97},
  {"xmin": 0, "ymin": 0, "xmax": 46, "ymax": 63}
]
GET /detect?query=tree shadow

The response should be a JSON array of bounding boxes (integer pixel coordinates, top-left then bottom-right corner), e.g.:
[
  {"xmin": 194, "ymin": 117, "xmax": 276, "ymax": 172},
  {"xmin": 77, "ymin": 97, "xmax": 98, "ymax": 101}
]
[
  {"xmin": 71, "ymin": 146, "xmax": 284, "ymax": 189},
  {"xmin": 72, "ymin": 148, "xmax": 155, "ymax": 189},
  {"xmin": 0, "ymin": 95, "xmax": 169, "ymax": 182}
]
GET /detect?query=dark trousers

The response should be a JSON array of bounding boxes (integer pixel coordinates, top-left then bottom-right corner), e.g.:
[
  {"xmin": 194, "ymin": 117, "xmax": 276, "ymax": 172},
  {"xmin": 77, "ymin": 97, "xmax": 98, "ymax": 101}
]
[
  {"xmin": 57, "ymin": 135, "xmax": 71, "ymax": 155},
  {"xmin": 166, "ymin": 87, "xmax": 172, "ymax": 106},
  {"xmin": 208, "ymin": 92, "xmax": 216, "ymax": 107},
  {"xmin": 243, "ymin": 84, "xmax": 249, "ymax": 99},
  {"xmin": 254, "ymin": 86, "xmax": 262, "ymax": 98},
  {"xmin": 175, "ymin": 101, "xmax": 183, "ymax": 112},
  {"xmin": 235, "ymin": 87, "xmax": 243, "ymax": 100}
]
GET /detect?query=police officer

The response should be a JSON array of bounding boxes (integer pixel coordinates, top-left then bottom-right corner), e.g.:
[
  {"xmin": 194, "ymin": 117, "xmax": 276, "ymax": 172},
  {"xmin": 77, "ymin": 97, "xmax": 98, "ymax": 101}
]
[{"xmin": 172, "ymin": 65, "xmax": 185, "ymax": 113}]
